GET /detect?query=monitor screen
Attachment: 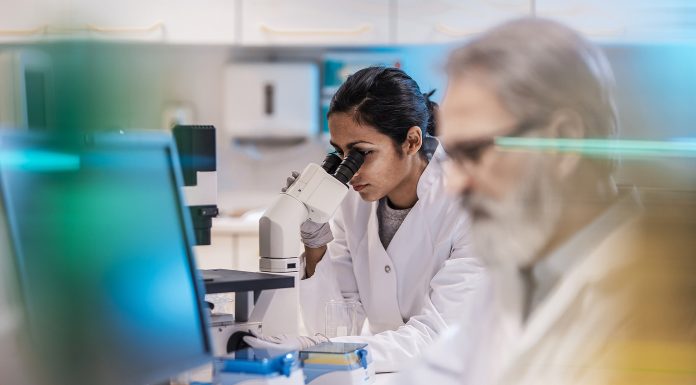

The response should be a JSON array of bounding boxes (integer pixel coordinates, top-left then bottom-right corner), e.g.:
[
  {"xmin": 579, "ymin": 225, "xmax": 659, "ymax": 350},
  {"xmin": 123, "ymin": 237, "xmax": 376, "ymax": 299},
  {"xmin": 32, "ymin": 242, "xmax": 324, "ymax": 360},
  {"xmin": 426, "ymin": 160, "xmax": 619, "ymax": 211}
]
[
  {"xmin": 0, "ymin": 131, "xmax": 211, "ymax": 385},
  {"xmin": 0, "ymin": 154, "xmax": 31, "ymax": 385}
]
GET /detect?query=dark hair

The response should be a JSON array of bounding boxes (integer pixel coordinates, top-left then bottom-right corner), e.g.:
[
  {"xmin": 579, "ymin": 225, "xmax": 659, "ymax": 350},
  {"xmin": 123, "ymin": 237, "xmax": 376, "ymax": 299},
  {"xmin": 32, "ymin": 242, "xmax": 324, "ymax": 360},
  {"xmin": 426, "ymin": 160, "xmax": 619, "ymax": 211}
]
[{"xmin": 327, "ymin": 66, "xmax": 438, "ymax": 156}]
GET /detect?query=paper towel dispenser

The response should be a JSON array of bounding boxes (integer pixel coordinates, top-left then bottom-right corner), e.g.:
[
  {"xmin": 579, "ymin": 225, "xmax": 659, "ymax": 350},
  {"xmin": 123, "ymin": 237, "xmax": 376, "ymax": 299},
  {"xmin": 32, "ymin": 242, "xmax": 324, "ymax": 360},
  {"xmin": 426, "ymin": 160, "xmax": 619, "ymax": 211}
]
[{"xmin": 223, "ymin": 62, "xmax": 319, "ymax": 143}]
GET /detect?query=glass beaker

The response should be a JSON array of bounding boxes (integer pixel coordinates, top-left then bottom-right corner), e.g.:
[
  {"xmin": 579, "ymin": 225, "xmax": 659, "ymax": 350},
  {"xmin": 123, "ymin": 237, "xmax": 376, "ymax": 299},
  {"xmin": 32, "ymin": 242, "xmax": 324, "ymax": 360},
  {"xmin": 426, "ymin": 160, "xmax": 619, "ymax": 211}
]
[{"xmin": 324, "ymin": 299, "xmax": 360, "ymax": 338}]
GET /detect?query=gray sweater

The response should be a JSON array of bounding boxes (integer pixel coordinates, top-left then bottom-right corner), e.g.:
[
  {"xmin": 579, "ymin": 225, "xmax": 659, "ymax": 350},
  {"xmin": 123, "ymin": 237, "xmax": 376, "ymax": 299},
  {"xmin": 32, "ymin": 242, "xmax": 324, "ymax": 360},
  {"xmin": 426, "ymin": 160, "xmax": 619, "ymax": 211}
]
[
  {"xmin": 377, "ymin": 137, "xmax": 437, "ymax": 249},
  {"xmin": 377, "ymin": 198, "xmax": 412, "ymax": 249}
]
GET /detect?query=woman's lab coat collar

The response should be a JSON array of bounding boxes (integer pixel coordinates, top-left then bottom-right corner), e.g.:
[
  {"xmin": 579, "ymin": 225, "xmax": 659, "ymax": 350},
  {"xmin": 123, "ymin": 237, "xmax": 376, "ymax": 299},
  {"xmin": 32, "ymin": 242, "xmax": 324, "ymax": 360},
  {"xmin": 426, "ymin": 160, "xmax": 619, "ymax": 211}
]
[{"xmin": 416, "ymin": 136, "xmax": 445, "ymax": 201}]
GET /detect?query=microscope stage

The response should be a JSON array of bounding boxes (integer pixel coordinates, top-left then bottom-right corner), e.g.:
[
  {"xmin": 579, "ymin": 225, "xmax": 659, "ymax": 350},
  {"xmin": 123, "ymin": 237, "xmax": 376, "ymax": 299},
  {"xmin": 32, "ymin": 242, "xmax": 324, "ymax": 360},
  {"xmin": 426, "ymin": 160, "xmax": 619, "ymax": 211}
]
[{"xmin": 201, "ymin": 269, "xmax": 294, "ymax": 294}]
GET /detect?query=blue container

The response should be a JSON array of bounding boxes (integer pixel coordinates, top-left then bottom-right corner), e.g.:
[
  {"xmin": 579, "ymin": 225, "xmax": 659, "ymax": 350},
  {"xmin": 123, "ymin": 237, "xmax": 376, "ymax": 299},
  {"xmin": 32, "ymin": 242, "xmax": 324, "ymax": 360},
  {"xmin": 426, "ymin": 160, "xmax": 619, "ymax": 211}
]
[
  {"xmin": 300, "ymin": 342, "xmax": 373, "ymax": 384},
  {"xmin": 214, "ymin": 348, "xmax": 302, "ymax": 385}
]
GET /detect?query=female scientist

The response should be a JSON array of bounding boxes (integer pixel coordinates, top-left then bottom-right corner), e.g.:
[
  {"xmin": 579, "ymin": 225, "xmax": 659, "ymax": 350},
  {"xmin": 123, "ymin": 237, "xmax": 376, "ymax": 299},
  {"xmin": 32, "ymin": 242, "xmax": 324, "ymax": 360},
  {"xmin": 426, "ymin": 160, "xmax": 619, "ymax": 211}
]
[{"xmin": 247, "ymin": 66, "xmax": 486, "ymax": 372}]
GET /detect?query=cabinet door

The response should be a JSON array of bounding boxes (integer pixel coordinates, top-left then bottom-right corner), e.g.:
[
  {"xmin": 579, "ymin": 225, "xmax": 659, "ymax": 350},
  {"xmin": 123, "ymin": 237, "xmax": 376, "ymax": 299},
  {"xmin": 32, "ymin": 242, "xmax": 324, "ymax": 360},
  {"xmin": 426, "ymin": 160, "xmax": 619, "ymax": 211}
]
[
  {"xmin": 72, "ymin": 0, "xmax": 237, "ymax": 44},
  {"xmin": 537, "ymin": 0, "xmax": 696, "ymax": 42},
  {"xmin": 396, "ymin": 0, "xmax": 529, "ymax": 44},
  {"xmin": 0, "ymin": 0, "xmax": 237, "ymax": 44},
  {"xmin": 241, "ymin": 0, "xmax": 390, "ymax": 46},
  {"xmin": 0, "ymin": 0, "xmax": 68, "ymax": 43}
]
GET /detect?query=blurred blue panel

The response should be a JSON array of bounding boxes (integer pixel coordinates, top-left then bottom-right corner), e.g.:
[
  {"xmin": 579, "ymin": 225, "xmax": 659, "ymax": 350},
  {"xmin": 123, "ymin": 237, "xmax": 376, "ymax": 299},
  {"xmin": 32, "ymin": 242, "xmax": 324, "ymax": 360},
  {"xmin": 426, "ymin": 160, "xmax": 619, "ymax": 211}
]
[{"xmin": 0, "ymin": 132, "xmax": 210, "ymax": 385}]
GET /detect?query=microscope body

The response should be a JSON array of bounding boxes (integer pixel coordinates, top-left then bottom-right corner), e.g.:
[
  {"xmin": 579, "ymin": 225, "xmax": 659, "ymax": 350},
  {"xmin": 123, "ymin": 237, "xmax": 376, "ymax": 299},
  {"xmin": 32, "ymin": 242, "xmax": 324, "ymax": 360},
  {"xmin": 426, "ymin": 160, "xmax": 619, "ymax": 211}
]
[
  {"xmin": 256, "ymin": 151, "xmax": 364, "ymax": 336},
  {"xmin": 259, "ymin": 150, "xmax": 364, "ymax": 274},
  {"xmin": 259, "ymin": 163, "xmax": 350, "ymax": 273}
]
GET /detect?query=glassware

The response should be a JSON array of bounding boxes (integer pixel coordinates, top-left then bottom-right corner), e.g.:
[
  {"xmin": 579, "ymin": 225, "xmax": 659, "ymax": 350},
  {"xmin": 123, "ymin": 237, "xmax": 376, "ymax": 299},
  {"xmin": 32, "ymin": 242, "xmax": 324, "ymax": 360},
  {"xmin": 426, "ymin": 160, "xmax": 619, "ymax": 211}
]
[{"xmin": 324, "ymin": 299, "xmax": 359, "ymax": 338}]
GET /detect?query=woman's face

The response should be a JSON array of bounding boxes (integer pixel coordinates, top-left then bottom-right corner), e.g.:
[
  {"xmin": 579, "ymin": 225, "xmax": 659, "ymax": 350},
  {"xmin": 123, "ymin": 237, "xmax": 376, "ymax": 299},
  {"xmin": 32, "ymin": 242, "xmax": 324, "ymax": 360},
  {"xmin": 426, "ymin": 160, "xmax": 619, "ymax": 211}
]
[{"xmin": 329, "ymin": 112, "xmax": 412, "ymax": 202}]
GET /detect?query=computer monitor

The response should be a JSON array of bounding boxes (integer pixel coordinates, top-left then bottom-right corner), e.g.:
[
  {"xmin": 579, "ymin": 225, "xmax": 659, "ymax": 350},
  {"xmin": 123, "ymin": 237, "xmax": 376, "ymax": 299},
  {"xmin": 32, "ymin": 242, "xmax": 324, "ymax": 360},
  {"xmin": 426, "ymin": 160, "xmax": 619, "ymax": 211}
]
[
  {"xmin": 0, "ymin": 130, "xmax": 211, "ymax": 385},
  {"xmin": 0, "ymin": 153, "xmax": 31, "ymax": 385}
]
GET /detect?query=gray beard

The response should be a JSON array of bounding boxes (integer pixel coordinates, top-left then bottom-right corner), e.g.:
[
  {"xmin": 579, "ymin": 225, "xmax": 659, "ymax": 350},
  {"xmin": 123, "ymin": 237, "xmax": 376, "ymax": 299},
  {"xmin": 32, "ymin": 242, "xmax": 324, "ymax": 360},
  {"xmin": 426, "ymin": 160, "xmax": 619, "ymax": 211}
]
[{"xmin": 462, "ymin": 164, "xmax": 563, "ymax": 270}]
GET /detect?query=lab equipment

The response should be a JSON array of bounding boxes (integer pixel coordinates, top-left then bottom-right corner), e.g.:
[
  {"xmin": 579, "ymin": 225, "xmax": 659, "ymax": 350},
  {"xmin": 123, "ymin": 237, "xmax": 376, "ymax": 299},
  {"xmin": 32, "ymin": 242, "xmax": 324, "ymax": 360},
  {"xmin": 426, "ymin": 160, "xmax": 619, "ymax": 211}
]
[
  {"xmin": 173, "ymin": 124, "xmax": 219, "ymax": 246},
  {"xmin": 300, "ymin": 342, "xmax": 375, "ymax": 385},
  {"xmin": 202, "ymin": 269, "xmax": 294, "ymax": 355},
  {"xmin": 259, "ymin": 150, "xmax": 365, "ymax": 273},
  {"xmin": 0, "ymin": 130, "xmax": 211, "ymax": 385},
  {"xmin": 257, "ymin": 150, "xmax": 364, "ymax": 336},
  {"xmin": 214, "ymin": 347, "xmax": 304, "ymax": 385},
  {"xmin": 325, "ymin": 299, "xmax": 360, "ymax": 338},
  {"xmin": 224, "ymin": 62, "xmax": 319, "ymax": 142},
  {"xmin": 172, "ymin": 123, "xmax": 298, "ymax": 350}
]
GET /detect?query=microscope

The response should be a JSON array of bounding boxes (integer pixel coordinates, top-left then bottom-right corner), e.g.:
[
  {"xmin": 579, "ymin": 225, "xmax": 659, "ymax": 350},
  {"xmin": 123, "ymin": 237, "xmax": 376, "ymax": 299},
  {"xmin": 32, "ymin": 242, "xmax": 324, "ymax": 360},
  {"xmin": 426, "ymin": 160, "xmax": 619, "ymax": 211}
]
[
  {"xmin": 172, "ymin": 124, "xmax": 219, "ymax": 245},
  {"xmin": 259, "ymin": 149, "xmax": 365, "ymax": 273},
  {"xmin": 173, "ymin": 125, "xmax": 293, "ymax": 355},
  {"xmin": 256, "ymin": 149, "xmax": 364, "ymax": 335},
  {"xmin": 173, "ymin": 125, "xmax": 365, "ymax": 353}
]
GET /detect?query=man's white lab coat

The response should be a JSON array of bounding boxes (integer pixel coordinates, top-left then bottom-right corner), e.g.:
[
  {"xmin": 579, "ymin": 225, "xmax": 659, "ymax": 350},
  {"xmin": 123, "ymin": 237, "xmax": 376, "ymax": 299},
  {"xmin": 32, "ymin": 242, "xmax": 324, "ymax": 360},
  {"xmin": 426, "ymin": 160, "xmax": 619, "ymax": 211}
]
[{"xmin": 394, "ymin": 191, "xmax": 696, "ymax": 385}]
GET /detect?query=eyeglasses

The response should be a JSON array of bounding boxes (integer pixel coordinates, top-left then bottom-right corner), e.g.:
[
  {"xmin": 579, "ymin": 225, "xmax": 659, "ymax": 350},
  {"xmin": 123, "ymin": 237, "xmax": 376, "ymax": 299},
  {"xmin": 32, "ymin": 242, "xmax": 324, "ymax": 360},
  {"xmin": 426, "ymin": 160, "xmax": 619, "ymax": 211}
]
[{"xmin": 443, "ymin": 119, "xmax": 543, "ymax": 164}]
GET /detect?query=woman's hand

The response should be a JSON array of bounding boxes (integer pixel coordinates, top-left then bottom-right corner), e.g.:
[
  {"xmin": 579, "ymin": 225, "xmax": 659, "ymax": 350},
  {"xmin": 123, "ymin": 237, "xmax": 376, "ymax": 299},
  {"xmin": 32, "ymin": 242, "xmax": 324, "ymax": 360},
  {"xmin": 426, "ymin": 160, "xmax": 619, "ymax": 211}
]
[
  {"xmin": 280, "ymin": 171, "xmax": 300, "ymax": 193},
  {"xmin": 282, "ymin": 170, "xmax": 334, "ymax": 248},
  {"xmin": 282, "ymin": 171, "xmax": 332, "ymax": 277},
  {"xmin": 243, "ymin": 331, "xmax": 330, "ymax": 350}
]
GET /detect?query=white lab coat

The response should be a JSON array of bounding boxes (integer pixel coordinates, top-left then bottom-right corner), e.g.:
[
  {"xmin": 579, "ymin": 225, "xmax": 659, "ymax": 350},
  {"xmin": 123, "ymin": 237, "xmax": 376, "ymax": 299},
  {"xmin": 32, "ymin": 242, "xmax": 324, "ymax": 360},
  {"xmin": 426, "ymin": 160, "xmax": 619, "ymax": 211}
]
[
  {"xmin": 299, "ymin": 142, "xmax": 486, "ymax": 373},
  {"xmin": 394, "ymin": 191, "xmax": 696, "ymax": 385}
]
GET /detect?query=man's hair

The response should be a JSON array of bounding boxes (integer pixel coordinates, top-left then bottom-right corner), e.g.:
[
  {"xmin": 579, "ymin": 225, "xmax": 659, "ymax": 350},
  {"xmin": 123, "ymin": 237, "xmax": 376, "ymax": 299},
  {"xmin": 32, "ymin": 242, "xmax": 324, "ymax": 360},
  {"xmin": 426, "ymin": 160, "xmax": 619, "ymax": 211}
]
[{"xmin": 447, "ymin": 18, "xmax": 619, "ymax": 173}]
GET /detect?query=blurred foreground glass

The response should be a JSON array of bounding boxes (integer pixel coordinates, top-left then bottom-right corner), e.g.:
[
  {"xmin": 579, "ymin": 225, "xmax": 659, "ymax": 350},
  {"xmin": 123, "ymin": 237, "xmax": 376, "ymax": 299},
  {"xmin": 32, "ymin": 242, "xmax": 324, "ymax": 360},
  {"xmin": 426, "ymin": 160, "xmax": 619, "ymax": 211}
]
[
  {"xmin": 0, "ymin": 132, "xmax": 211, "ymax": 385},
  {"xmin": 325, "ymin": 299, "xmax": 359, "ymax": 338}
]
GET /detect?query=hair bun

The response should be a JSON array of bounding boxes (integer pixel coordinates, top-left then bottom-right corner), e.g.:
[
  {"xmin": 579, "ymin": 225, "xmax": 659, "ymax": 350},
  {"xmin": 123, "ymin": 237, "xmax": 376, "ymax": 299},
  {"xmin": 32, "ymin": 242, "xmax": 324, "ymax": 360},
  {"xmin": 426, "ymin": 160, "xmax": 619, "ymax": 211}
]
[{"xmin": 422, "ymin": 89, "xmax": 438, "ymax": 136}]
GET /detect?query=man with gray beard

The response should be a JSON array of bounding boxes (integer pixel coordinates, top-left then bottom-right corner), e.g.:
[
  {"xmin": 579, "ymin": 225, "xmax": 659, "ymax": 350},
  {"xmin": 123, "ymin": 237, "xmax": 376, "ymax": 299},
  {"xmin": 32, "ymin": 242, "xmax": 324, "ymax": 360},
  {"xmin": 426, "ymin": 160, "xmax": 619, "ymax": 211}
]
[{"xmin": 392, "ymin": 18, "xmax": 696, "ymax": 385}]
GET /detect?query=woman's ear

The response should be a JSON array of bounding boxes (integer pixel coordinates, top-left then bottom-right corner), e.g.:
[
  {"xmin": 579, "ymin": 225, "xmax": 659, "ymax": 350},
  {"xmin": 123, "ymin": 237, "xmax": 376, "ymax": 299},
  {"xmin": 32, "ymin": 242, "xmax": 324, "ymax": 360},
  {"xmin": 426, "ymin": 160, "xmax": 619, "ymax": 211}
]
[{"xmin": 403, "ymin": 126, "xmax": 423, "ymax": 156}]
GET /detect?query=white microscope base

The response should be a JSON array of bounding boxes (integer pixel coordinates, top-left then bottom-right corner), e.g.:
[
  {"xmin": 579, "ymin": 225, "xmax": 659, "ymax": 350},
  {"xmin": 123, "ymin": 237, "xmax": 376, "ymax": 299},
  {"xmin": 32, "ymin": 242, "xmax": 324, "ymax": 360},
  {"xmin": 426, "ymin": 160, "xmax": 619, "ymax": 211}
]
[
  {"xmin": 209, "ymin": 313, "xmax": 262, "ymax": 356},
  {"xmin": 260, "ymin": 257, "xmax": 299, "ymax": 273}
]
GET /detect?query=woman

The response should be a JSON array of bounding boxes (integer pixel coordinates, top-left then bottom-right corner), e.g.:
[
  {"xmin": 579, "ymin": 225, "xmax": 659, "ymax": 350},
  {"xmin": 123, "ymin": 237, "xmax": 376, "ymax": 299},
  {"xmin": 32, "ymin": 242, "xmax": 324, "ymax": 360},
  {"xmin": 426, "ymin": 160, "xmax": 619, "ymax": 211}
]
[{"xmin": 248, "ymin": 66, "xmax": 485, "ymax": 373}]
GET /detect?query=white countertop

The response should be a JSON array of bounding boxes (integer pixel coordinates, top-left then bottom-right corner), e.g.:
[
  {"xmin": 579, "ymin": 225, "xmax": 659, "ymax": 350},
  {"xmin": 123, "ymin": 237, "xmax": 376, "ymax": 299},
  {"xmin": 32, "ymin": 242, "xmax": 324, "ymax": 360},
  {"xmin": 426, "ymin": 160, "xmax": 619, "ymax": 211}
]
[
  {"xmin": 375, "ymin": 372, "xmax": 398, "ymax": 384},
  {"xmin": 182, "ymin": 363, "xmax": 398, "ymax": 384}
]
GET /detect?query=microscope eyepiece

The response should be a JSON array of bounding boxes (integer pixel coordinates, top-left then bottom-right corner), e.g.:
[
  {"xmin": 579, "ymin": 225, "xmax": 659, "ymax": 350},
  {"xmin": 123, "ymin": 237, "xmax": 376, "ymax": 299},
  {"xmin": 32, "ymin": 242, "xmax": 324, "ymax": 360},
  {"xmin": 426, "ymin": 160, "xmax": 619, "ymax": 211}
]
[
  {"xmin": 320, "ymin": 152, "xmax": 342, "ymax": 174},
  {"xmin": 333, "ymin": 149, "xmax": 365, "ymax": 186}
]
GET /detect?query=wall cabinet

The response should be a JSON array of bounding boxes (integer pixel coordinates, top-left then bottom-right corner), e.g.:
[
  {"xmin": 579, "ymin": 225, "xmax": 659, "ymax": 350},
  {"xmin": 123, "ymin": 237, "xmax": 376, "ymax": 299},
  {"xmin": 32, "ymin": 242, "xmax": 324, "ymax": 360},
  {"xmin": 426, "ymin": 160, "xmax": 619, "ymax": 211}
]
[
  {"xmin": 0, "ymin": 0, "xmax": 65, "ymax": 43},
  {"xmin": 2, "ymin": 0, "xmax": 691, "ymax": 46},
  {"xmin": 240, "ymin": 0, "xmax": 390, "ymax": 46},
  {"xmin": 0, "ymin": 0, "xmax": 238, "ymax": 44},
  {"xmin": 396, "ymin": 0, "xmax": 529, "ymax": 44},
  {"xmin": 537, "ymin": 0, "xmax": 696, "ymax": 42}
]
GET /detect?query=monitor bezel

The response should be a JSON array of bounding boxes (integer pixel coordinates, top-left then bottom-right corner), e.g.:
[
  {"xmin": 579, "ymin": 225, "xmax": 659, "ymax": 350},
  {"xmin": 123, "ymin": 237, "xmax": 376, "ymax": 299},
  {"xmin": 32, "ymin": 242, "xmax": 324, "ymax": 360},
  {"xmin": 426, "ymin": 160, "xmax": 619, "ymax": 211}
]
[{"xmin": 0, "ymin": 129, "xmax": 212, "ymax": 384}]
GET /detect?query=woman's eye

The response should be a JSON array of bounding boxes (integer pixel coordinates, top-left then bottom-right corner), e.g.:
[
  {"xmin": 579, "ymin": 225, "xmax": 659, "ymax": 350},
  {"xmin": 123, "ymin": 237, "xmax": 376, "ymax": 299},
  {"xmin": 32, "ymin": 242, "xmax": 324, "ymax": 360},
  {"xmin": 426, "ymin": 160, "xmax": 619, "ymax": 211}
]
[{"xmin": 357, "ymin": 150, "xmax": 372, "ymax": 156}]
